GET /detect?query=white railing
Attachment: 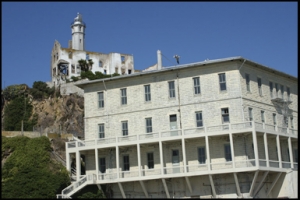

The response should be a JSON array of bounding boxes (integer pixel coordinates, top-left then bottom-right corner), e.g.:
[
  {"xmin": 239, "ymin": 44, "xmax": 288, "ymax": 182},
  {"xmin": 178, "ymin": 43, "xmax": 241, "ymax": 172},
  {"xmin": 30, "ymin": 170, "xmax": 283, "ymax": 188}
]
[
  {"xmin": 282, "ymin": 161, "xmax": 291, "ymax": 168},
  {"xmin": 141, "ymin": 168, "xmax": 161, "ymax": 176},
  {"xmin": 259, "ymin": 159, "xmax": 267, "ymax": 167},
  {"xmin": 161, "ymin": 130, "xmax": 182, "ymax": 137},
  {"xmin": 293, "ymin": 163, "xmax": 298, "ymax": 169},
  {"xmin": 120, "ymin": 169, "xmax": 139, "ymax": 178},
  {"xmin": 62, "ymin": 175, "xmax": 87, "ymax": 196},
  {"xmin": 186, "ymin": 163, "xmax": 208, "ymax": 172},
  {"xmin": 265, "ymin": 124, "xmax": 276, "ymax": 132},
  {"xmin": 118, "ymin": 135, "xmax": 137, "ymax": 142},
  {"xmin": 139, "ymin": 132, "xmax": 159, "ymax": 140},
  {"xmin": 235, "ymin": 159, "xmax": 256, "ymax": 168},
  {"xmin": 184, "ymin": 127, "xmax": 205, "ymax": 135},
  {"xmin": 56, "ymin": 194, "xmax": 71, "ymax": 199},
  {"xmin": 232, "ymin": 122, "xmax": 252, "ymax": 130},
  {"xmin": 163, "ymin": 165, "xmax": 184, "ymax": 174},
  {"xmin": 269, "ymin": 160, "xmax": 280, "ymax": 168},
  {"xmin": 66, "ymin": 121, "xmax": 297, "ymax": 149},
  {"xmin": 277, "ymin": 126, "xmax": 288, "ymax": 134},
  {"xmin": 98, "ymin": 171, "xmax": 118, "ymax": 180},
  {"xmin": 97, "ymin": 137, "xmax": 116, "ymax": 145},
  {"xmin": 211, "ymin": 161, "xmax": 233, "ymax": 170},
  {"xmin": 207, "ymin": 124, "xmax": 229, "ymax": 132}
]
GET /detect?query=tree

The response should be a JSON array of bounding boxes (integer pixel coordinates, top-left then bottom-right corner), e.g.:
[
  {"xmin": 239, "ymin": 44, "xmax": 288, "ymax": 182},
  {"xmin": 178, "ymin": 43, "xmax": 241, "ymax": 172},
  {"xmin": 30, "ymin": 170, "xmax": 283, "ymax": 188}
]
[{"xmin": 3, "ymin": 95, "xmax": 35, "ymax": 131}]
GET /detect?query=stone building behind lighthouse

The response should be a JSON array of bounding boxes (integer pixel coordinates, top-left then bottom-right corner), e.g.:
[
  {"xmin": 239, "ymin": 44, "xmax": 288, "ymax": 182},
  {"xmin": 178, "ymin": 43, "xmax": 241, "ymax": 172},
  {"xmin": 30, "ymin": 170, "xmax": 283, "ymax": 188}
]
[{"xmin": 50, "ymin": 13, "xmax": 135, "ymax": 87}]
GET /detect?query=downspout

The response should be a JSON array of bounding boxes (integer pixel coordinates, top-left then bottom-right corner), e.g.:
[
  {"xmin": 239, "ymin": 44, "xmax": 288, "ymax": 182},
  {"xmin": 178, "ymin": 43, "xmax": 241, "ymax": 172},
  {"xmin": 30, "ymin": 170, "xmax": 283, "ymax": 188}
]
[
  {"xmin": 239, "ymin": 59, "xmax": 247, "ymax": 122},
  {"xmin": 176, "ymin": 72, "xmax": 182, "ymax": 129}
]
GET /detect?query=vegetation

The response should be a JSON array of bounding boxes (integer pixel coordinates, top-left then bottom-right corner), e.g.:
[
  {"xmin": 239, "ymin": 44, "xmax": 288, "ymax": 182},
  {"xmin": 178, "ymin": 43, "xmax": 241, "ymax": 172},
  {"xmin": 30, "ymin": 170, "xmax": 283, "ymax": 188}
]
[
  {"xmin": 31, "ymin": 81, "xmax": 60, "ymax": 100},
  {"xmin": 1, "ymin": 136, "xmax": 70, "ymax": 198},
  {"xmin": 3, "ymin": 95, "xmax": 37, "ymax": 131}
]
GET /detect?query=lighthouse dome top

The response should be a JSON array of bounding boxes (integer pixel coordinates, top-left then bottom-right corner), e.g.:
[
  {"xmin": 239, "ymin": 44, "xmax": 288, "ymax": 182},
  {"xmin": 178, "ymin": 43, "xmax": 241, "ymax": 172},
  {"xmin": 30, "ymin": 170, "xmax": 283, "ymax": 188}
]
[{"xmin": 71, "ymin": 13, "xmax": 85, "ymax": 27}]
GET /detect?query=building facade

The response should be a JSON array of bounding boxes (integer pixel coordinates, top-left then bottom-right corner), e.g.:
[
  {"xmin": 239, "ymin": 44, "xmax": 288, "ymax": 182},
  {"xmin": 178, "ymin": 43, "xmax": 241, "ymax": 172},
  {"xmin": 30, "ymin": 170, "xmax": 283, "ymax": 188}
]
[
  {"xmin": 58, "ymin": 56, "xmax": 298, "ymax": 198},
  {"xmin": 50, "ymin": 13, "xmax": 134, "ymax": 87}
]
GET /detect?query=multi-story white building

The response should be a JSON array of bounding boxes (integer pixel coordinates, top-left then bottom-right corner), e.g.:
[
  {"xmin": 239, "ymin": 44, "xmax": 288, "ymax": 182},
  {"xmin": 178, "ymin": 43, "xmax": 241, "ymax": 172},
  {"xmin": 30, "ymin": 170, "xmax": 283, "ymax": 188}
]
[
  {"xmin": 50, "ymin": 13, "xmax": 135, "ymax": 87},
  {"xmin": 58, "ymin": 56, "xmax": 298, "ymax": 198}
]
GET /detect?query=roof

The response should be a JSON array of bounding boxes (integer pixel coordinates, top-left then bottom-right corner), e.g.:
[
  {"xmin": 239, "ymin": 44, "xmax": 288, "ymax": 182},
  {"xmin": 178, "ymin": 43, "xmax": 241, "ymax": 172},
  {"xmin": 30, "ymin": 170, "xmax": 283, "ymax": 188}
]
[{"xmin": 75, "ymin": 56, "xmax": 297, "ymax": 89}]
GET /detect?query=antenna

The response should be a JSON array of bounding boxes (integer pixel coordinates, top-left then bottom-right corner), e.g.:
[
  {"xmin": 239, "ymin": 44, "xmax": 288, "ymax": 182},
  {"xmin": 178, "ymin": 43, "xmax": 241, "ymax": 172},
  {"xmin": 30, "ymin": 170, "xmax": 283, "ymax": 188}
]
[{"xmin": 173, "ymin": 55, "xmax": 180, "ymax": 64}]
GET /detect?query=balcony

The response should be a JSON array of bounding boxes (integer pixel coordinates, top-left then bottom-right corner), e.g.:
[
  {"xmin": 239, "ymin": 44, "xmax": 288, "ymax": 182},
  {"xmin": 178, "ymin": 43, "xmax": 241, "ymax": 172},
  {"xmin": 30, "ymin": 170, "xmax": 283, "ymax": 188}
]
[{"xmin": 66, "ymin": 122, "xmax": 297, "ymax": 150}]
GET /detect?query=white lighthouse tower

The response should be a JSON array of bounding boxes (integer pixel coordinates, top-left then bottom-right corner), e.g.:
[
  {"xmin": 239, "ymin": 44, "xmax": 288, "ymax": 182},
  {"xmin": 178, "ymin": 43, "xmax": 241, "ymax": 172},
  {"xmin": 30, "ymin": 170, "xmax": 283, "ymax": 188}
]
[{"xmin": 71, "ymin": 13, "xmax": 86, "ymax": 50}]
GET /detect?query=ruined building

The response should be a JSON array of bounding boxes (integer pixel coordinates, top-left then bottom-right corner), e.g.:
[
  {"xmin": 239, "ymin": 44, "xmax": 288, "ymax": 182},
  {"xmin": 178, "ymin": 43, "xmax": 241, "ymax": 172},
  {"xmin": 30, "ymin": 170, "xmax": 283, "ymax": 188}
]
[{"xmin": 50, "ymin": 13, "xmax": 134, "ymax": 87}]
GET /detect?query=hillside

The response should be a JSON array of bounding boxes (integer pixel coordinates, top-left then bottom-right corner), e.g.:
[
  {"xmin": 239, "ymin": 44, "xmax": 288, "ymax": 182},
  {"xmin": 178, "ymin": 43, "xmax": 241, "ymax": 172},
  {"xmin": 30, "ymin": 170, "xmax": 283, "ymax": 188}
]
[{"xmin": 2, "ymin": 83, "xmax": 85, "ymax": 138}]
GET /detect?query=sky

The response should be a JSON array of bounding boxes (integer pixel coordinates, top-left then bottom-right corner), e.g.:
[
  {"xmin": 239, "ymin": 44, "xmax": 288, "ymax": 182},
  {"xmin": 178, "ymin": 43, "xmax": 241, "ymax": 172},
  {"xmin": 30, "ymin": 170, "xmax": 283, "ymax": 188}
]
[{"xmin": 2, "ymin": 2, "xmax": 298, "ymax": 89}]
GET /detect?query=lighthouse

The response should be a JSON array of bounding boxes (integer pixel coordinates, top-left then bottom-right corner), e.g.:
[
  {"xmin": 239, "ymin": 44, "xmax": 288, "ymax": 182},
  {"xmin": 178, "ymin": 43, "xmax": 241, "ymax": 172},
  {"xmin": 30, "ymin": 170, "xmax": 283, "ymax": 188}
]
[{"xmin": 71, "ymin": 13, "xmax": 86, "ymax": 50}]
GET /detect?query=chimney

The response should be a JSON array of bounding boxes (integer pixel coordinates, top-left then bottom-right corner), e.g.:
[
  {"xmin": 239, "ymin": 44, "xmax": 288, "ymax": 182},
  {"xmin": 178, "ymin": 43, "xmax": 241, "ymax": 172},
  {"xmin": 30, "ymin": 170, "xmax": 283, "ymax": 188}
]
[{"xmin": 157, "ymin": 50, "xmax": 162, "ymax": 70}]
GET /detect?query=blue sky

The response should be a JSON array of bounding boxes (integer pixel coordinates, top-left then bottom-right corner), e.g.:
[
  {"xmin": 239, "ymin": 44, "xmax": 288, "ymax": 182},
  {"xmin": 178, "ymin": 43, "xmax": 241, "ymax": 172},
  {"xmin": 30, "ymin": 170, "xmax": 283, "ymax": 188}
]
[{"xmin": 2, "ymin": 2, "xmax": 297, "ymax": 89}]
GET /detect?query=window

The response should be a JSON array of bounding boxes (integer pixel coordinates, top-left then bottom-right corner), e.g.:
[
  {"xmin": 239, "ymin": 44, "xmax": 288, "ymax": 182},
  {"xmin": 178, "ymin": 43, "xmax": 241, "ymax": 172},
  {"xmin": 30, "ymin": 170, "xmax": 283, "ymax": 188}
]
[
  {"xmin": 121, "ymin": 56, "xmax": 125, "ymax": 63},
  {"xmin": 224, "ymin": 144, "xmax": 232, "ymax": 161},
  {"xmin": 168, "ymin": 81, "xmax": 176, "ymax": 98},
  {"xmin": 146, "ymin": 118, "xmax": 152, "ymax": 133},
  {"xmin": 219, "ymin": 73, "xmax": 226, "ymax": 91},
  {"xmin": 122, "ymin": 121, "xmax": 128, "ymax": 136},
  {"xmin": 261, "ymin": 110, "xmax": 265, "ymax": 123},
  {"xmin": 248, "ymin": 108, "xmax": 253, "ymax": 121},
  {"xmin": 269, "ymin": 81, "xmax": 273, "ymax": 98},
  {"xmin": 257, "ymin": 77, "xmax": 262, "ymax": 96},
  {"xmin": 195, "ymin": 112, "xmax": 203, "ymax": 127},
  {"xmin": 245, "ymin": 73, "xmax": 250, "ymax": 92},
  {"xmin": 198, "ymin": 147, "xmax": 206, "ymax": 164},
  {"xmin": 172, "ymin": 150, "xmax": 179, "ymax": 164},
  {"xmin": 221, "ymin": 108, "xmax": 230, "ymax": 123},
  {"xmin": 123, "ymin": 155, "xmax": 129, "ymax": 171},
  {"xmin": 275, "ymin": 83, "xmax": 279, "ymax": 97},
  {"xmin": 99, "ymin": 158, "xmax": 106, "ymax": 173},
  {"xmin": 121, "ymin": 88, "xmax": 127, "ymax": 105},
  {"xmin": 287, "ymin": 87, "xmax": 290, "ymax": 101},
  {"xmin": 99, "ymin": 61, "xmax": 102, "ymax": 67},
  {"xmin": 104, "ymin": 69, "xmax": 107, "ymax": 74},
  {"xmin": 147, "ymin": 152, "xmax": 154, "ymax": 169},
  {"xmin": 290, "ymin": 117, "xmax": 294, "ymax": 129},
  {"xmin": 280, "ymin": 85, "xmax": 284, "ymax": 99},
  {"xmin": 144, "ymin": 85, "xmax": 151, "ymax": 102},
  {"xmin": 86, "ymin": 54, "xmax": 89, "ymax": 60},
  {"xmin": 128, "ymin": 69, "xmax": 132, "ymax": 74},
  {"xmin": 98, "ymin": 92, "xmax": 104, "ymax": 108},
  {"xmin": 98, "ymin": 124, "xmax": 105, "ymax": 138},
  {"xmin": 193, "ymin": 77, "xmax": 201, "ymax": 94},
  {"xmin": 273, "ymin": 113, "xmax": 277, "ymax": 126}
]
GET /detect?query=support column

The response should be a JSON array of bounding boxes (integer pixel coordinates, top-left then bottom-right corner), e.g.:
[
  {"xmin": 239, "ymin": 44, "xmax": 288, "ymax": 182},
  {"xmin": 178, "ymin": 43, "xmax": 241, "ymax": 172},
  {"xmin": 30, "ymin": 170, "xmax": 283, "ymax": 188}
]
[
  {"xmin": 205, "ymin": 135, "xmax": 211, "ymax": 171},
  {"xmin": 116, "ymin": 146, "xmax": 120, "ymax": 179},
  {"xmin": 263, "ymin": 133, "xmax": 269, "ymax": 167},
  {"xmin": 162, "ymin": 179, "xmax": 170, "ymax": 198},
  {"xmin": 288, "ymin": 137, "xmax": 294, "ymax": 168},
  {"xmin": 229, "ymin": 133, "xmax": 235, "ymax": 168},
  {"xmin": 139, "ymin": 181, "xmax": 148, "ymax": 198},
  {"xmin": 137, "ymin": 143, "xmax": 141, "ymax": 177},
  {"xmin": 276, "ymin": 135, "xmax": 282, "ymax": 168},
  {"xmin": 66, "ymin": 148, "xmax": 70, "ymax": 172},
  {"xmin": 95, "ymin": 148, "xmax": 99, "ymax": 179},
  {"xmin": 209, "ymin": 174, "xmax": 216, "ymax": 198},
  {"xmin": 159, "ymin": 141, "xmax": 164, "ymax": 175},
  {"xmin": 266, "ymin": 172, "xmax": 282, "ymax": 197},
  {"xmin": 118, "ymin": 182, "xmax": 126, "ymax": 198},
  {"xmin": 249, "ymin": 171, "xmax": 259, "ymax": 197},
  {"xmin": 253, "ymin": 171, "xmax": 269, "ymax": 197},
  {"xmin": 252, "ymin": 126, "xmax": 259, "ymax": 167},
  {"xmin": 185, "ymin": 177, "xmax": 192, "ymax": 194},
  {"xmin": 76, "ymin": 151, "xmax": 81, "ymax": 180},
  {"xmin": 233, "ymin": 173, "xmax": 241, "ymax": 197},
  {"xmin": 182, "ymin": 138, "xmax": 187, "ymax": 173}
]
